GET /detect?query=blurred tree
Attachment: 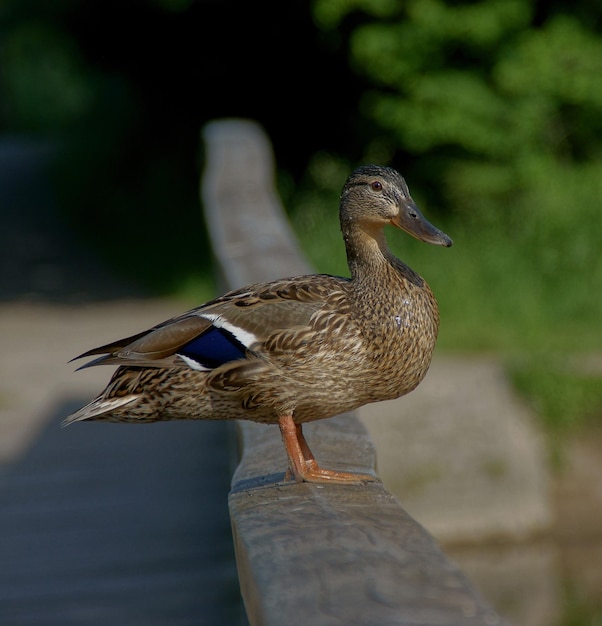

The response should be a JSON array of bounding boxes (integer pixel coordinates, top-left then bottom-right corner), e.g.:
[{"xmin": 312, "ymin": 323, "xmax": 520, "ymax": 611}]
[
  {"xmin": 310, "ymin": 0, "xmax": 602, "ymax": 344},
  {"xmin": 0, "ymin": 0, "xmax": 361, "ymax": 295},
  {"xmin": 312, "ymin": 0, "xmax": 602, "ymax": 206},
  {"xmin": 0, "ymin": 21, "xmax": 93, "ymax": 132}
]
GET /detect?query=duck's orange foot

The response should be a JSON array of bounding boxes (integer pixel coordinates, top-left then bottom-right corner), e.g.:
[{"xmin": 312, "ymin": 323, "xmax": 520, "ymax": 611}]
[
  {"xmin": 279, "ymin": 414, "xmax": 376, "ymax": 485},
  {"xmin": 285, "ymin": 459, "xmax": 375, "ymax": 485}
]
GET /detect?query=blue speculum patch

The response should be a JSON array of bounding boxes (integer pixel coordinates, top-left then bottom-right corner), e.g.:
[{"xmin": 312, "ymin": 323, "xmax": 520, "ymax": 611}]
[{"xmin": 178, "ymin": 326, "xmax": 247, "ymax": 368}]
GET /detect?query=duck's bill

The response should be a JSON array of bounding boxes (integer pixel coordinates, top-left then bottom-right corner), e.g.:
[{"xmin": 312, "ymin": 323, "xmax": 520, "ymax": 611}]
[{"xmin": 391, "ymin": 201, "xmax": 453, "ymax": 247}]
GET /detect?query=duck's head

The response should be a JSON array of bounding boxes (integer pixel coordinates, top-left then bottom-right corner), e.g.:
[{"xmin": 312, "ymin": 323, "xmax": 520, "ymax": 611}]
[{"xmin": 340, "ymin": 165, "xmax": 452, "ymax": 247}]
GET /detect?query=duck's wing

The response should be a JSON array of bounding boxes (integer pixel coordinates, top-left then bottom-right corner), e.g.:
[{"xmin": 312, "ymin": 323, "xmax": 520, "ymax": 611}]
[{"xmin": 72, "ymin": 275, "xmax": 347, "ymax": 372}]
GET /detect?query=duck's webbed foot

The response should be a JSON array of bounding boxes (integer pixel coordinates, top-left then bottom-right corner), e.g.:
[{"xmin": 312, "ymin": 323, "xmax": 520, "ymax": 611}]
[{"xmin": 278, "ymin": 414, "xmax": 375, "ymax": 485}]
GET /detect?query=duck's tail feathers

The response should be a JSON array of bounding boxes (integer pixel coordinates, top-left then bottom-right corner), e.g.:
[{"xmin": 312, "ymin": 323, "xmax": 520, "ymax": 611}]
[{"xmin": 62, "ymin": 395, "xmax": 138, "ymax": 427}]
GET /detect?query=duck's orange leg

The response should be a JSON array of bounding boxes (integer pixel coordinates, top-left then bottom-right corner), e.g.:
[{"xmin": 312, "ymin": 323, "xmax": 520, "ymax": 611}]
[{"xmin": 278, "ymin": 414, "xmax": 375, "ymax": 485}]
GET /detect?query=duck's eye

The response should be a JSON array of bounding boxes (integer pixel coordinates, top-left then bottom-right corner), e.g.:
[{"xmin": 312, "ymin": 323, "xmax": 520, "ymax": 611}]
[{"xmin": 370, "ymin": 181, "xmax": 383, "ymax": 191}]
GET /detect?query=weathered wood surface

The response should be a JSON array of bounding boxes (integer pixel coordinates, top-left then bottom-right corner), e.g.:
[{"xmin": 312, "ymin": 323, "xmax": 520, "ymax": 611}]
[
  {"xmin": 202, "ymin": 119, "xmax": 510, "ymax": 626},
  {"xmin": 202, "ymin": 120, "xmax": 309, "ymax": 287},
  {"xmin": 0, "ymin": 400, "xmax": 242, "ymax": 625}
]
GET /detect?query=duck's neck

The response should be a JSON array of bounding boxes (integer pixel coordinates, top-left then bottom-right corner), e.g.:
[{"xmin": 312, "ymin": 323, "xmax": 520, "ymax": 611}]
[
  {"xmin": 343, "ymin": 222, "xmax": 393, "ymax": 278},
  {"xmin": 342, "ymin": 221, "xmax": 423, "ymax": 287}
]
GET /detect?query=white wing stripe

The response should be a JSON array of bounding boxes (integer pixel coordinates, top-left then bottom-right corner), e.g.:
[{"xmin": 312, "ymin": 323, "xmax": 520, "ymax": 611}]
[
  {"xmin": 177, "ymin": 354, "xmax": 211, "ymax": 371},
  {"xmin": 197, "ymin": 313, "xmax": 258, "ymax": 348}
]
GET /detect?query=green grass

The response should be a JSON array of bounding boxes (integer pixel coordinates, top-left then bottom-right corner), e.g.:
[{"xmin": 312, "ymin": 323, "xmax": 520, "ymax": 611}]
[
  {"xmin": 168, "ymin": 270, "xmax": 216, "ymax": 304},
  {"xmin": 558, "ymin": 581, "xmax": 602, "ymax": 626},
  {"xmin": 508, "ymin": 356, "xmax": 602, "ymax": 435}
]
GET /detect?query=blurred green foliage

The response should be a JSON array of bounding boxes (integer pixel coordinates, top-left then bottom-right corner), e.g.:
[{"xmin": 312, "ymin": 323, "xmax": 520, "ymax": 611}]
[
  {"xmin": 1, "ymin": 21, "xmax": 93, "ymax": 131},
  {"xmin": 297, "ymin": 0, "xmax": 602, "ymax": 360},
  {"xmin": 558, "ymin": 581, "xmax": 602, "ymax": 626},
  {"xmin": 0, "ymin": 1, "xmax": 351, "ymax": 298},
  {"xmin": 509, "ymin": 356, "xmax": 602, "ymax": 435},
  {"xmin": 0, "ymin": 1, "xmax": 215, "ymax": 298}
]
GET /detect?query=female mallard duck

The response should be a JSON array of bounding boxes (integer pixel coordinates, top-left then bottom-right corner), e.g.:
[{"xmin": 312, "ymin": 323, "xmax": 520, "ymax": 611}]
[{"xmin": 66, "ymin": 165, "xmax": 452, "ymax": 484}]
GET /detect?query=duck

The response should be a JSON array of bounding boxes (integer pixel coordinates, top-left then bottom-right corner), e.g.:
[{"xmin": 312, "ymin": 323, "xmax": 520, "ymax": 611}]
[{"xmin": 65, "ymin": 165, "xmax": 452, "ymax": 484}]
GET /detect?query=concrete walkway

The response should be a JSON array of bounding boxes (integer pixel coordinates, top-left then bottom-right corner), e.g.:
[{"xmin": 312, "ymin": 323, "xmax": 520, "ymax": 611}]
[
  {"xmin": 0, "ymin": 300, "xmax": 245, "ymax": 625},
  {"xmin": 359, "ymin": 355, "xmax": 552, "ymax": 544}
]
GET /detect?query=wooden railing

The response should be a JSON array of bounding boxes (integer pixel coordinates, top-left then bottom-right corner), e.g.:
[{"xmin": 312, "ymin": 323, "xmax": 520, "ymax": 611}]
[{"xmin": 201, "ymin": 119, "xmax": 510, "ymax": 626}]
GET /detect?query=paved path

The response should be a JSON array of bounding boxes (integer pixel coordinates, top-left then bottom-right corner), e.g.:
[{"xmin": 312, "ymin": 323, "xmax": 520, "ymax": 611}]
[{"xmin": 0, "ymin": 301, "xmax": 245, "ymax": 625}]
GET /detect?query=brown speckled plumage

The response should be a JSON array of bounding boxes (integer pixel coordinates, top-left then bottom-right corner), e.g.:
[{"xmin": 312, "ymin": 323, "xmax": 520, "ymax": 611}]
[{"xmin": 66, "ymin": 165, "xmax": 452, "ymax": 484}]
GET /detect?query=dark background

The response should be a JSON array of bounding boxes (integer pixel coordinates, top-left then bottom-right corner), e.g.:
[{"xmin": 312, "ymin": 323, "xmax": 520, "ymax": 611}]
[{"xmin": 0, "ymin": 0, "xmax": 371, "ymax": 294}]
